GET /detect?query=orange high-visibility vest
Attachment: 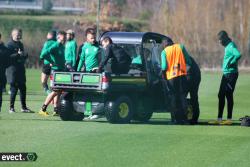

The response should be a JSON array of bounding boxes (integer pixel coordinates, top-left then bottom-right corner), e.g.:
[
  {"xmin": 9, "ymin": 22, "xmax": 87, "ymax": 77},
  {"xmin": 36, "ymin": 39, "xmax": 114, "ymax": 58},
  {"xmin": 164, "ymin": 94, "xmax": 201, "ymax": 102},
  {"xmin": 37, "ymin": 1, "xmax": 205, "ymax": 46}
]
[{"xmin": 165, "ymin": 44, "xmax": 187, "ymax": 80}]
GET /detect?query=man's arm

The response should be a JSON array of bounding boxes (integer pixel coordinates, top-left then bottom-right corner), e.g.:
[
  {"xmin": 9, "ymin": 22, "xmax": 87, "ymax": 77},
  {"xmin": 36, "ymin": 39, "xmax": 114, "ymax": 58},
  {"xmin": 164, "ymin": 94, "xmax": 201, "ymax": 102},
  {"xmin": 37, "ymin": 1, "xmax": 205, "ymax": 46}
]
[
  {"xmin": 77, "ymin": 47, "xmax": 85, "ymax": 71},
  {"xmin": 40, "ymin": 42, "xmax": 58, "ymax": 64},
  {"xmin": 40, "ymin": 42, "xmax": 48, "ymax": 60},
  {"xmin": 0, "ymin": 45, "xmax": 9, "ymax": 64},
  {"xmin": 65, "ymin": 43, "xmax": 72, "ymax": 65},
  {"xmin": 99, "ymin": 45, "xmax": 112, "ymax": 70},
  {"xmin": 72, "ymin": 42, "xmax": 77, "ymax": 66},
  {"xmin": 161, "ymin": 50, "xmax": 167, "ymax": 70},
  {"xmin": 6, "ymin": 42, "xmax": 19, "ymax": 59},
  {"xmin": 230, "ymin": 46, "xmax": 241, "ymax": 65}
]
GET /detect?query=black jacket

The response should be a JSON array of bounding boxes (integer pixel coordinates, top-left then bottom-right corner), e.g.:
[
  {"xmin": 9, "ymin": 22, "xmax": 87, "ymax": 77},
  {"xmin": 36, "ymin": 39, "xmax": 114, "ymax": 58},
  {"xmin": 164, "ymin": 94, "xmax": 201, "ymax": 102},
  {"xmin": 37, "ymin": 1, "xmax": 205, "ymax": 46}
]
[
  {"xmin": 6, "ymin": 39, "xmax": 28, "ymax": 84},
  {"xmin": 99, "ymin": 44, "xmax": 131, "ymax": 72},
  {"xmin": 0, "ymin": 42, "xmax": 10, "ymax": 83}
]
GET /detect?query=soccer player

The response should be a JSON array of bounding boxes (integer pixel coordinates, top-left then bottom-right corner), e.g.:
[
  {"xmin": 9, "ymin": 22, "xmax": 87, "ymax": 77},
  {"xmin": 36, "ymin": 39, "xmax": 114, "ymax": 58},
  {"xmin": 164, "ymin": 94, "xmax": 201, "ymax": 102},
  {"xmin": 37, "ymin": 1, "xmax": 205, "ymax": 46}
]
[
  {"xmin": 40, "ymin": 30, "xmax": 57, "ymax": 94},
  {"xmin": 77, "ymin": 28, "xmax": 101, "ymax": 72},
  {"xmin": 65, "ymin": 29, "xmax": 77, "ymax": 71},
  {"xmin": 39, "ymin": 31, "xmax": 66, "ymax": 116},
  {"xmin": 209, "ymin": 30, "xmax": 241, "ymax": 125}
]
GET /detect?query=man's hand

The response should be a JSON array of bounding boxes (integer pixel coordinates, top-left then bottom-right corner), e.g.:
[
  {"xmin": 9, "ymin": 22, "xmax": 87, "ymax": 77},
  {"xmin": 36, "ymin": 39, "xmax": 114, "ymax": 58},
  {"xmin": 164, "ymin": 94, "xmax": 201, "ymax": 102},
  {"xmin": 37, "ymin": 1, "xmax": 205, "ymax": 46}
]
[
  {"xmin": 227, "ymin": 62, "xmax": 236, "ymax": 68},
  {"xmin": 66, "ymin": 64, "xmax": 75, "ymax": 72},
  {"xmin": 17, "ymin": 48, "xmax": 25, "ymax": 57},
  {"xmin": 18, "ymin": 48, "xmax": 27, "ymax": 58},
  {"xmin": 91, "ymin": 67, "xmax": 99, "ymax": 73},
  {"xmin": 97, "ymin": 67, "xmax": 102, "ymax": 73},
  {"xmin": 18, "ymin": 48, "xmax": 22, "ymax": 55}
]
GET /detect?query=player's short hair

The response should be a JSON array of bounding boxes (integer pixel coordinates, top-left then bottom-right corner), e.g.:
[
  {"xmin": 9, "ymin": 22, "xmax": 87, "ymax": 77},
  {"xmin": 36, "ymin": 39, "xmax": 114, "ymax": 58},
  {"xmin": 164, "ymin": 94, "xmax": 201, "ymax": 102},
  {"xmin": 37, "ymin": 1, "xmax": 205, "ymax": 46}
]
[
  {"xmin": 85, "ymin": 28, "xmax": 96, "ymax": 36},
  {"xmin": 57, "ymin": 30, "xmax": 66, "ymax": 36},
  {"xmin": 101, "ymin": 36, "xmax": 113, "ymax": 44}
]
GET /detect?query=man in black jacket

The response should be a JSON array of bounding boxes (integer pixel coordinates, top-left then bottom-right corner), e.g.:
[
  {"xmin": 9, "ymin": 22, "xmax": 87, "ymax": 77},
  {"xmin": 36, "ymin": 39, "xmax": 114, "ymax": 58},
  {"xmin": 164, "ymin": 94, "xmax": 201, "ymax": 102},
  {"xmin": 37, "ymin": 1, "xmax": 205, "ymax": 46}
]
[
  {"xmin": 6, "ymin": 28, "xmax": 30, "ymax": 113},
  {"xmin": 99, "ymin": 36, "xmax": 131, "ymax": 74},
  {"xmin": 0, "ymin": 33, "xmax": 10, "ymax": 112},
  {"xmin": 0, "ymin": 33, "xmax": 7, "ymax": 93}
]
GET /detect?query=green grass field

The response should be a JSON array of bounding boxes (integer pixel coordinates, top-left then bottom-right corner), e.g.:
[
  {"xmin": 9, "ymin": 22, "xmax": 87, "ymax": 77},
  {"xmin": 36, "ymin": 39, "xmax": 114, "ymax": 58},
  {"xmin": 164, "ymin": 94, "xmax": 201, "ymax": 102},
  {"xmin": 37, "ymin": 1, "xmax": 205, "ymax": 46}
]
[{"xmin": 0, "ymin": 69, "xmax": 250, "ymax": 167}]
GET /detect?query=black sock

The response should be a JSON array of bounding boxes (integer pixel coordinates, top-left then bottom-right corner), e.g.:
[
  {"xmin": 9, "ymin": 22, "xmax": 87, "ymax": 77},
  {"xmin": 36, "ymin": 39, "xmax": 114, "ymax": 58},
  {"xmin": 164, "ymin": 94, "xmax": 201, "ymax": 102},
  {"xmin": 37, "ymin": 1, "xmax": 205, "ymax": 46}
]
[{"xmin": 42, "ymin": 104, "xmax": 48, "ymax": 111}]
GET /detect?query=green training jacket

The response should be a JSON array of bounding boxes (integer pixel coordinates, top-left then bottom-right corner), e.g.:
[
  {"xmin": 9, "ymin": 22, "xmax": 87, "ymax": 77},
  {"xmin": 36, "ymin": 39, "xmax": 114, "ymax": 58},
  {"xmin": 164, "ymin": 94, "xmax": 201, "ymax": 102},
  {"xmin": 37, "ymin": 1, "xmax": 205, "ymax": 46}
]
[
  {"xmin": 222, "ymin": 41, "xmax": 241, "ymax": 74},
  {"xmin": 65, "ymin": 40, "xmax": 77, "ymax": 68},
  {"xmin": 132, "ymin": 55, "xmax": 142, "ymax": 65},
  {"xmin": 40, "ymin": 41, "xmax": 65, "ymax": 71},
  {"xmin": 77, "ymin": 42, "xmax": 100, "ymax": 72},
  {"xmin": 40, "ymin": 39, "xmax": 56, "ymax": 65}
]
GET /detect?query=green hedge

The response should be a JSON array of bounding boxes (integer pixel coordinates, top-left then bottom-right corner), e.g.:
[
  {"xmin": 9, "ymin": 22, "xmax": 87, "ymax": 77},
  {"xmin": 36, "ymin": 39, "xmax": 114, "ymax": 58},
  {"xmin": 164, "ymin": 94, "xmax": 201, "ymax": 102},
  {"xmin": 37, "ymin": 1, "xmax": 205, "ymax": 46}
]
[
  {"xmin": 0, "ymin": 15, "xmax": 53, "ymax": 68},
  {"xmin": 0, "ymin": 15, "xmax": 53, "ymax": 38}
]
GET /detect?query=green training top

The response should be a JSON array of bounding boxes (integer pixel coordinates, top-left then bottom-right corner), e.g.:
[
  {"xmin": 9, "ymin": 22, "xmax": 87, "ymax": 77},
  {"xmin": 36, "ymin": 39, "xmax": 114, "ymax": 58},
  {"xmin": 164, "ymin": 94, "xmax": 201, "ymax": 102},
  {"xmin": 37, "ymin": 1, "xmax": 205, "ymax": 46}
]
[
  {"xmin": 40, "ymin": 39, "xmax": 56, "ymax": 65},
  {"xmin": 132, "ymin": 55, "xmax": 142, "ymax": 65},
  {"xmin": 161, "ymin": 44, "xmax": 192, "ymax": 70},
  {"xmin": 222, "ymin": 41, "xmax": 241, "ymax": 74},
  {"xmin": 40, "ymin": 41, "xmax": 65, "ymax": 71},
  {"xmin": 65, "ymin": 40, "xmax": 77, "ymax": 68},
  {"xmin": 77, "ymin": 42, "xmax": 100, "ymax": 72}
]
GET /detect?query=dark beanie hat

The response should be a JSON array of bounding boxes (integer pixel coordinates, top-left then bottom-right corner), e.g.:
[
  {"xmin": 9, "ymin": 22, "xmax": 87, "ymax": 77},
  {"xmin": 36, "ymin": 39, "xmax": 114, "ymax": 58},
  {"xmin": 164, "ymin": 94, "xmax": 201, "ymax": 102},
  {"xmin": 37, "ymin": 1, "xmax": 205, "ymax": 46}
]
[
  {"xmin": 48, "ymin": 30, "xmax": 57, "ymax": 39},
  {"xmin": 218, "ymin": 30, "xmax": 229, "ymax": 40}
]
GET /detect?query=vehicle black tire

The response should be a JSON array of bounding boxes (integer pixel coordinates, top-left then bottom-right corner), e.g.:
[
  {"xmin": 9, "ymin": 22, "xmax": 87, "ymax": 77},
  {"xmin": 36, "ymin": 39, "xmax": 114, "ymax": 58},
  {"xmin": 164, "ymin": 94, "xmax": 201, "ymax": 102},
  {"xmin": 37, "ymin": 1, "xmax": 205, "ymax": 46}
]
[
  {"xmin": 59, "ymin": 93, "xmax": 84, "ymax": 121},
  {"xmin": 133, "ymin": 98, "xmax": 153, "ymax": 122},
  {"xmin": 105, "ymin": 96, "xmax": 133, "ymax": 124},
  {"xmin": 59, "ymin": 98, "xmax": 73, "ymax": 121},
  {"xmin": 71, "ymin": 112, "xmax": 85, "ymax": 121}
]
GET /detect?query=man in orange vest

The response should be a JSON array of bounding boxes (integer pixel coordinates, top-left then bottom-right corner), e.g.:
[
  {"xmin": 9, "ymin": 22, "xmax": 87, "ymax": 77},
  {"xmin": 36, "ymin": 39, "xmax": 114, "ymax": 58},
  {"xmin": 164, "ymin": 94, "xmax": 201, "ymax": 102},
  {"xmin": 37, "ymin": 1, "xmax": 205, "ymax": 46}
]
[{"xmin": 161, "ymin": 37, "xmax": 192, "ymax": 124}]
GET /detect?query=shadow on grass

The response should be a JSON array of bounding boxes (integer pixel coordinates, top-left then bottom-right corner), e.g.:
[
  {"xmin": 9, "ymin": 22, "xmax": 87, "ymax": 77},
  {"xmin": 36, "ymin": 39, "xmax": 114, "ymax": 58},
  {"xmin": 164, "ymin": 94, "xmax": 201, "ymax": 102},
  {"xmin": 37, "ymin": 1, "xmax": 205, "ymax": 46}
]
[
  {"xmin": 1, "ymin": 118, "xmax": 62, "ymax": 122},
  {"xmin": 94, "ymin": 118, "xmax": 242, "ymax": 127},
  {"xmin": 0, "ymin": 114, "xmax": 242, "ymax": 126},
  {"xmin": 0, "ymin": 113, "xmax": 62, "ymax": 122}
]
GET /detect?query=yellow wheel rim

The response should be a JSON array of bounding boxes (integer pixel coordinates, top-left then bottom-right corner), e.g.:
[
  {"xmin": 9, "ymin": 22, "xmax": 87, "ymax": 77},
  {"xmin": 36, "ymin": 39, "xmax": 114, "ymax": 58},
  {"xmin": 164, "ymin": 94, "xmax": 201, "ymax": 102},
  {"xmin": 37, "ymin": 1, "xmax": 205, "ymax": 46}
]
[{"xmin": 118, "ymin": 102, "xmax": 129, "ymax": 118}]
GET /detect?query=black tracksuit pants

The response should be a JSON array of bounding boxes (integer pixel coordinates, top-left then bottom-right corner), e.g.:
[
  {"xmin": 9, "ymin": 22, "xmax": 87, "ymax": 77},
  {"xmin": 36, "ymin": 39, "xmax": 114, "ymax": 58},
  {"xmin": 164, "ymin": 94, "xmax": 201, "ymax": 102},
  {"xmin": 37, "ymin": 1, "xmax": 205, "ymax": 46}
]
[
  {"xmin": 0, "ymin": 83, "xmax": 2, "ymax": 110},
  {"xmin": 168, "ymin": 76, "xmax": 188, "ymax": 123},
  {"xmin": 10, "ymin": 82, "xmax": 27, "ymax": 109},
  {"xmin": 189, "ymin": 83, "xmax": 200, "ymax": 122},
  {"xmin": 218, "ymin": 72, "xmax": 238, "ymax": 119}
]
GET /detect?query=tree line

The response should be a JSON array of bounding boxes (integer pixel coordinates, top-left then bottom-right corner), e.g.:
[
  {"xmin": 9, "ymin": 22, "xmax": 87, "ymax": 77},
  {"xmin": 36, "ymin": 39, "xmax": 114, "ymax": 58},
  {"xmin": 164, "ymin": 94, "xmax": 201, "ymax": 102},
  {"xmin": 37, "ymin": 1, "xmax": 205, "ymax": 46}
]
[
  {"xmin": 96, "ymin": 0, "xmax": 250, "ymax": 68},
  {"xmin": 1, "ymin": 0, "xmax": 249, "ymax": 68},
  {"xmin": 147, "ymin": 0, "xmax": 249, "ymax": 67}
]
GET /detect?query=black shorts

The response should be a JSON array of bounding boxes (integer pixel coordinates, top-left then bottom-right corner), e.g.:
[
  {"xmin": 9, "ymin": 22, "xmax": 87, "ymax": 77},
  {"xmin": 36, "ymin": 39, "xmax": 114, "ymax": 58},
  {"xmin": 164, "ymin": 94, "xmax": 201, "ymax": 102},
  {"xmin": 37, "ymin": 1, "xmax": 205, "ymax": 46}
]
[{"xmin": 42, "ymin": 64, "xmax": 51, "ymax": 75}]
